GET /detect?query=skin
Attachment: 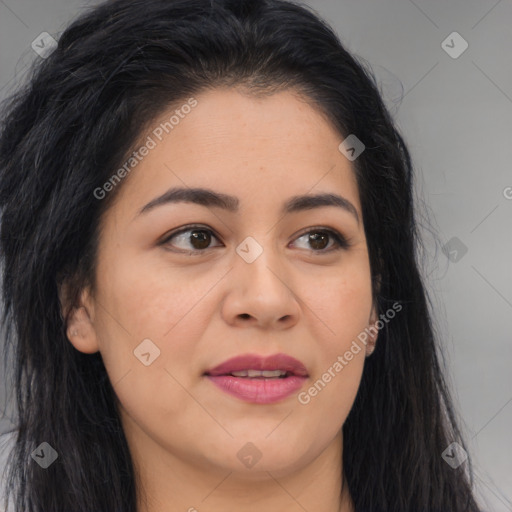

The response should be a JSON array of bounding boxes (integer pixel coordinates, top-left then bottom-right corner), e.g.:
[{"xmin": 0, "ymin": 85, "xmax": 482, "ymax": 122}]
[{"xmin": 64, "ymin": 87, "xmax": 379, "ymax": 512}]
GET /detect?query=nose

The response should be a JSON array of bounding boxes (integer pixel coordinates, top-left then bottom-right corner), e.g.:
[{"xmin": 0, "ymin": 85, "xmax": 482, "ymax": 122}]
[{"xmin": 221, "ymin": 239, "xmax": 301, "ymax": 330}]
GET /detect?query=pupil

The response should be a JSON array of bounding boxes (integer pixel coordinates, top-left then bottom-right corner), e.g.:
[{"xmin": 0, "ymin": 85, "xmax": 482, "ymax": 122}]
[{"xmin": 191, "ymin": 230, "xmax": 211, "ymax": 249}]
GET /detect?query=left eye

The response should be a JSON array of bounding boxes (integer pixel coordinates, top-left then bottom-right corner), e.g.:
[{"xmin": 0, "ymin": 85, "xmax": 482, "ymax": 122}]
[
  {"xmin": 293, "ymin": 228, "xmax": 349, "ymax": 252},
  {"xmin": 160, "ymin": 225, "xmax": 349, "ymax": 253}
]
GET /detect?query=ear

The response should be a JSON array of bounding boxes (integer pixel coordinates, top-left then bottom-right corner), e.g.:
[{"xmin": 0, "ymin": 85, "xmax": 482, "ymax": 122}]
[
  {"xmin": 369, "ymin": 303, "xmax": 378, "ymax": 325},
  {"xmin": 366, "ymin": 275, "xmax": 381, "ymax": 357},
  {"xmin": 59, "ymin": 283, "xmax": 100, "ymax": 354}
]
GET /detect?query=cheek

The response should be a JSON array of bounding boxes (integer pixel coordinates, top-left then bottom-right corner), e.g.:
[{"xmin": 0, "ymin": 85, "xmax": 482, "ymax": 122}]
[
  {"xmin": 297, "ymin": 270, "xmax": 370, "ymax": 427},
  {"xmin": 92, "ymin": 259, "xmax": 210, "ymax": 436},
  {"xmin": 296, "ymin": 260, "xmax": 371, "ymax": 415},
  {"xmin": 96, "ymin": 244, "xmax": 215, "ymax": 337},
  {"xmin": 300, "ymin": 261, "xmax": 373, "ymax": 350},
  {"xmin": 93, "ymin": 248, "xmax": 230, "ymax": 400}
]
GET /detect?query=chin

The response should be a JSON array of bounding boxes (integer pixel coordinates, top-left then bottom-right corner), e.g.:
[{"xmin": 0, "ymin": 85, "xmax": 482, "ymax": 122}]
[{"xmin": 203, "ymin": 441, "xmax": 312, "ymax": 480}]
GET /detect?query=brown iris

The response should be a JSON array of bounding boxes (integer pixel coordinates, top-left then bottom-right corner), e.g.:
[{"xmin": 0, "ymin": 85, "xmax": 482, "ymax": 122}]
[
  {"xmin": 189, "ymin": 229, "xmax": 212, "ymax": 250},
  {"xmin": 308, "ymin": 232, "xmax": 329, "ymax": 250}
]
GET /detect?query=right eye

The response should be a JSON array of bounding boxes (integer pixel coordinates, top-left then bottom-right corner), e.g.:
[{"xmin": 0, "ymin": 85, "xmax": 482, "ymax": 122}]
[{"xmin": 159, "ymin": 224, "xmax": 223, "ymax": 253}]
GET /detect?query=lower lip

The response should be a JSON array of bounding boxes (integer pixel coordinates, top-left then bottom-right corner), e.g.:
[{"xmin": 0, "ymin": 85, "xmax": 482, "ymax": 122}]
[{"xmin": 206, "ymin": 375, "xmax": 307, "ymax": 404}]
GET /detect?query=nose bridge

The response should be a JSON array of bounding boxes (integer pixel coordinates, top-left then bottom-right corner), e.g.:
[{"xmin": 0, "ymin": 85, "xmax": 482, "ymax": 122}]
[{"xmin": 234, "ymin": 232, "xmax": 287, "ymax": 294}]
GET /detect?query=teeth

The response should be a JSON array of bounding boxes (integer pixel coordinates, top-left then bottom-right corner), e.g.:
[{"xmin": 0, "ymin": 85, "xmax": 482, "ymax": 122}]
[
  {"xmin": 230, "ymin": 369, "xmax": 287, "ymax": 378},
  {"xmin": 230, "ymin": 370, "xmax": 249, "ymax": 377}
]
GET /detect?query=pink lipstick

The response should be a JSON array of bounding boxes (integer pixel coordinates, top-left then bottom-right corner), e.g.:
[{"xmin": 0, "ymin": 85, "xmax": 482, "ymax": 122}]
[{"xmin": 204, "ymin": 353, "xmax": 308, "ymax": 404}]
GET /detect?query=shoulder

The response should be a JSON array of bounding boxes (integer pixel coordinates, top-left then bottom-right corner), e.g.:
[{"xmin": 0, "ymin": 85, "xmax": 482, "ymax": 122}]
[{"xmin": 0, "ymin": 430, "xmax": 17, "ymax": 512}]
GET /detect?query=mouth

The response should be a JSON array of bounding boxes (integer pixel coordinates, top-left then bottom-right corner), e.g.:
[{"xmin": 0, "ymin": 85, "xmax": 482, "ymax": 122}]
[
  {"xmin": 204, "ymin": 352, "xmax": 309, "ymax": 377},
  {"xmin": 204, "ymin": 353, "xmax": 309, "ymax": 404}
]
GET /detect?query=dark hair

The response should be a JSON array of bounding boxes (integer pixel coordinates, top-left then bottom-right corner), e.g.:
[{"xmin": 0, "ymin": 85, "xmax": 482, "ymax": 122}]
[{"xmin": 0, "ymin": 0, "xmax": 482, "ymax": 510}]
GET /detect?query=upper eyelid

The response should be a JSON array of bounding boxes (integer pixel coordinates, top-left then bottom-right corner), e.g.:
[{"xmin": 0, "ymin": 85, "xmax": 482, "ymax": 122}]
[{"xmin": 161, "ymin": 224, "xmax": 221, "ymax": 243}]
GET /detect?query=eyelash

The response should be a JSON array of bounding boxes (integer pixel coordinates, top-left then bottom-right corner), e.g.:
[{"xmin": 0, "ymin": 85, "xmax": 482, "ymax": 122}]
[{"xmin": 159, "ymin": 224, "xmax": 351, "ymax": 254}]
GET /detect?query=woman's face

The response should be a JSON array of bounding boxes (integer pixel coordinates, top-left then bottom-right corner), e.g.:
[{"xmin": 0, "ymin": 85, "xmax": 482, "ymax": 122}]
[{"xmin": 67, "ymin": 87, "xmax": 377, "ymax": 481}]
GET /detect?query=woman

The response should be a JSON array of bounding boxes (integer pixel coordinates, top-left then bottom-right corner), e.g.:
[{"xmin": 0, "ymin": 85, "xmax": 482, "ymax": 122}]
[{"xmin": 0, "ymin": 0, "xmax": 483, "ymax": 511}]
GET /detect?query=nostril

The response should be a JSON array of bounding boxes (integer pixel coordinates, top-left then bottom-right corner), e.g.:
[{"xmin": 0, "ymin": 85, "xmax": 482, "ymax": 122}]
[{"xmin": 239, "ymin": 313, "xmax": 251, "ymax": 319}]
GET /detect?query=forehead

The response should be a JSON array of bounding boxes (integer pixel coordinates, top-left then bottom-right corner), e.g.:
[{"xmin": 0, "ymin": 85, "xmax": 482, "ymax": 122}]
[{"xmin": 107, "ymin": 87, "xmax": 361, "ymax": 221}]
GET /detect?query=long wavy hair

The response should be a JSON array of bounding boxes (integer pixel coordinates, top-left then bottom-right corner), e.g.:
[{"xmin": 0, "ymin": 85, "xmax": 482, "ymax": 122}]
[{"xmin": 0, "ymin": 0, "xmax": 482, "ymax": 511}]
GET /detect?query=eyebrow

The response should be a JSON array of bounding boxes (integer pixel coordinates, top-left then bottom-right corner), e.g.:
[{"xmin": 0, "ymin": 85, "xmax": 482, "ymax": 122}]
[{"xmin": 136, "ymin": 186, "xmax": 360, "ymax": 224}]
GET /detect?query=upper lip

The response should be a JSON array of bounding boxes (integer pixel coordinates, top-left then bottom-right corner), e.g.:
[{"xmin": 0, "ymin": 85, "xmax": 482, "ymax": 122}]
[{"xmin": 205, "ymin": 353, "xmax": 309, "ymax": 377}]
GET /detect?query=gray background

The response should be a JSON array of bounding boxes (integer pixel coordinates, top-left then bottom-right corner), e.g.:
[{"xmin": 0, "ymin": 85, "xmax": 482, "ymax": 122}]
[{"xmin": 0, "ymin": 1, "xmax": 511, "ymax": 510}]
